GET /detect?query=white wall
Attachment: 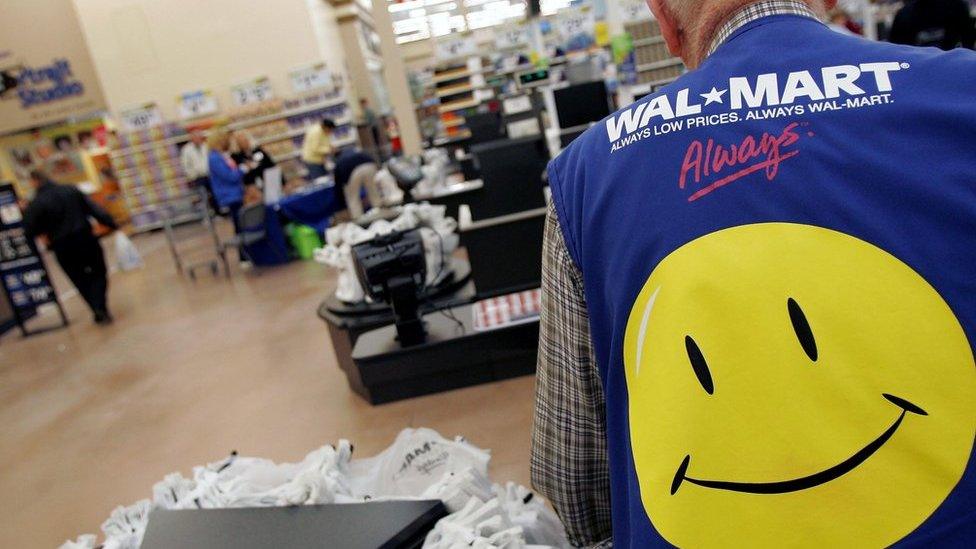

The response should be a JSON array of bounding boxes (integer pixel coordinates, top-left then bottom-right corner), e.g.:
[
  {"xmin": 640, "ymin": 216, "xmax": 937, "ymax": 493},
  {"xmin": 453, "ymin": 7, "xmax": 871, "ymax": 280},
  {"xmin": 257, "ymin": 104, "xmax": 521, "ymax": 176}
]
[
  {"xmin": 0, "ymin": 0, "xmax": 106, "ymax": 134},
  {"xmin": 72, "ymin": 0, "xmax": 350, "ymax": 121}
]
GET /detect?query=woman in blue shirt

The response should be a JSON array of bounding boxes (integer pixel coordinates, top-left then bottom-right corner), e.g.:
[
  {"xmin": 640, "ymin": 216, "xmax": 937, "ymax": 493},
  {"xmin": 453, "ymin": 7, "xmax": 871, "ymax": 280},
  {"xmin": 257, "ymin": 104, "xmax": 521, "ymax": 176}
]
[{"xmin": 206, "ymin": 128, "xmax": 245, "ymax": 232}]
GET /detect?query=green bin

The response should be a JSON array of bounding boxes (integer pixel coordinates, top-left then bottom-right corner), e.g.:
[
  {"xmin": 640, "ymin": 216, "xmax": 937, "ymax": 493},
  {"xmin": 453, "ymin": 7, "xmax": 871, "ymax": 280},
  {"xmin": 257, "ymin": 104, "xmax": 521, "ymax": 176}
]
[{"xmin": 286, "ymin": 223, "xmax": 323, "ymax": 260}]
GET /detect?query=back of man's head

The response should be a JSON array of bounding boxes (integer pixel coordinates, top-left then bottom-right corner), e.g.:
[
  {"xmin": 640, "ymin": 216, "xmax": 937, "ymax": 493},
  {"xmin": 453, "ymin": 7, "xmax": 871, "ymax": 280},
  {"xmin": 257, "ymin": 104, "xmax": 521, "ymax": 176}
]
[
  {"xmin": 28, "ymin": 169, "xmax": 49, "ymax": 188},
  {"xmin": 321, "ymin": 118, "xmax": 337, "ymax": 131}
]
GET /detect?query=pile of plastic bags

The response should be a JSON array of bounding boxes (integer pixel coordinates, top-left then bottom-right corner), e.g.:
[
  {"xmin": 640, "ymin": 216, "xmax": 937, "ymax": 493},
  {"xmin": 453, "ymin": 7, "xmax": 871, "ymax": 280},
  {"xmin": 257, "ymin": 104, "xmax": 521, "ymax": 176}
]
[{"xmin": 60, "ymin": 428, "xmax": 568, "ymax": 549}]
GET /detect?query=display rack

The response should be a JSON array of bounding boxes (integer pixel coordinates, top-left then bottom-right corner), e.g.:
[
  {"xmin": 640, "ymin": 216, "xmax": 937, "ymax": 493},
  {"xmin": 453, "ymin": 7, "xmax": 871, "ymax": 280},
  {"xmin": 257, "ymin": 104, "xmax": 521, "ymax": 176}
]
[
  {"xmin": 625, "ymin": 19, "xmax": 684, "ymax": 88},
  {"xmin": 109, "ymin": 123, "xmax": 192, "ymax": 231},
  {"xmin": 424, "ymin": 57, "xmax": 491, "ymax": 145},
  {"xmin": 225, "ymin": 90, "xmax": 356, "ymax": 181},
  {"xmin": 110, "ymin": 89, "xmax": 357, "ymax": 232}
]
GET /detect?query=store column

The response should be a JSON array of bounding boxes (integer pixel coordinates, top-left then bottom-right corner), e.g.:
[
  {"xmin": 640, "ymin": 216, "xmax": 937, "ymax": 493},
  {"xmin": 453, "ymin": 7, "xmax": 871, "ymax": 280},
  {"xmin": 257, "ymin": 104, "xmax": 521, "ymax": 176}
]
[{"xmin": 369, "ymin": 0, "xmax": 423, "ymax": 155}]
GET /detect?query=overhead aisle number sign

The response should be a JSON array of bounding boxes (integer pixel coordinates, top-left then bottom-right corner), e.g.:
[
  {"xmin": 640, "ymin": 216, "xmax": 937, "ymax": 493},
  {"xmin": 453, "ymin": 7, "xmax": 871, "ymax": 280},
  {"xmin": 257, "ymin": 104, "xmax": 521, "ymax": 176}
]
[
  {"xmin": 495, "ymin": 23, "xmax": 532, "ymax": 50},
  {"xmin": 616, "ymin": 0, "xmax": 652, "ymax": 23},
  {"xmin": 435, "ymin": 35, "xmax": 477, "ymax": 61},
  {"xmin": 557, "ymin": 6, "xmax": 597, "ymax": 46},
  {"xmin": 118, "ymin": 103, "xmax": 164, "ymax": 132},
  {"xmin": 290, "ymin": 63, "xmax": 333, "ymax": 93},
  {"xmin": 177, "ymin": 89, "xmax": 219, "ymax": 120},
  {"xmin": 231, "ymin": 77, "xmax": 275, "ymax": 106}
]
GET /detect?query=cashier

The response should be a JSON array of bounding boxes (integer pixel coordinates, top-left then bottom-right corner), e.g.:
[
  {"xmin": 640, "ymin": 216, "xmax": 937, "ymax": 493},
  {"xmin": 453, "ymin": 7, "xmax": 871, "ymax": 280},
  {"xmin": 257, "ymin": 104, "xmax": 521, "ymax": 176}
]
[
  {"xmin": 301, "ymin": 118, "xmax": 336, "ymax": 182},
  {"xmin": 333, "ymin": 149, "xmax": 379, "ymax": 218}
]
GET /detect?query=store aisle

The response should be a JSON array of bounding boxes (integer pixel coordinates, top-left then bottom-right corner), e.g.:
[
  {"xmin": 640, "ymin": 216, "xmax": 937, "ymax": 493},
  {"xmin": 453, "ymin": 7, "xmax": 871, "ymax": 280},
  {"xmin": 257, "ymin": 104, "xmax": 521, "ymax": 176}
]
[{"xmin": 0, "ymin": 230, "xmax": 535, "ymax": 548}]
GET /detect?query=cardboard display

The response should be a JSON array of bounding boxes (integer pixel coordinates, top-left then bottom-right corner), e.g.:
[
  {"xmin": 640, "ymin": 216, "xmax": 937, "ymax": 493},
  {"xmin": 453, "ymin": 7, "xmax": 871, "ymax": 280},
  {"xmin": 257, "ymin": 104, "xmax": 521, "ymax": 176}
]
[{"xmin": 0, "ymin": 182, "xmax": 68, "ymax": 337}]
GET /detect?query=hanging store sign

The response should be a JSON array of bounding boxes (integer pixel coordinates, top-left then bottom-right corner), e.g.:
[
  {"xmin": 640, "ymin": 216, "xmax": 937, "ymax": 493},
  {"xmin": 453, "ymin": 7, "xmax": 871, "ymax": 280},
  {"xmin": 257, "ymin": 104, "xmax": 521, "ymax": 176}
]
[
  {"xmin": 556, "ymin": 6, "xmax": 597, "ymax": 50},
  {"xmin": 177, "ymin": 89, "xmax": 219, "ymax": 120},
  {"xmin": 0, "ymin": 182, "xmax": 68, "ymax": 336},
  {"xmin": 3, "ymin": 59, "xmax": 85, "ymax": 109},
  {"xmin": 231, "ymin": 77, "xmax": 275, "ymax": 106},
  {"xmin": 290, "ymin": 63, "xmax": 333, "ymax": 93},
  {"xmin": 616, "ymin": 0, "xmax": 651, "ymax": 23},
  {"xmin": 494, "ymin": 22, "xmax": 532, "ymax": 50},
  {"xmin": 435, "ymin": 35, "xmax": 477, "ymax": 61},
  {"xmin": 118, "ymin": 102, "xmax": 164, "ymax": 132},
  {"xmin": 0, "ymin": 1, "xmax": 108, "ymax": 134}
]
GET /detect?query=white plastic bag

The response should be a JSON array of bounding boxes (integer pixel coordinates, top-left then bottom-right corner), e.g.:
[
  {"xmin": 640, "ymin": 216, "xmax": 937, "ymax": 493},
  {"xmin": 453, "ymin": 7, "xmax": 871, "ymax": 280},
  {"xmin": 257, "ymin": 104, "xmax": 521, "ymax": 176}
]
[
  {"xmin": 58, "ymin": 535, "xmax": 97, "ymax": 549},
  {"xmin": 348, "ymin": 428, "xmax": 491, "ymax": 499},
  {"xmin": 100, "ymin": 499, "xmax": 152, "ymax": 549},
  {"xmin": 114, "ymin": 232, "xmax": 143, "ymax": 271},
  {"xmin": 495, "ymin": 482, "xmax": 569, "ymax": 547},
  {"xmin": 174, "ymin": 442, "xmax": 354, "ymax": 509}
]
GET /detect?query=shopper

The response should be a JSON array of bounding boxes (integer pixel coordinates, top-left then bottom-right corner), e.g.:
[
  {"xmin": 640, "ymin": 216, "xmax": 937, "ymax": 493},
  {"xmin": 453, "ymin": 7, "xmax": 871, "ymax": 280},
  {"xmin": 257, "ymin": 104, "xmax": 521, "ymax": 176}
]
[
  {"xmin": 359, "ymin": 98, "xmax": 381, "ymax": 151},
  {"xmin": 206, "ymin": 128, "xmax": 245, "ymax": 233},
  {"xmin": 180, "ymin": 129, "xmax": 210, "ymax": 193},
  {"xmin": 230, "ymin": 130, "xmax": 276, "ymax": 187},
  {"xmin": 22, "ymin": 170, "xmax": 117, "ymax": 324},
  {"xmin": 533, "ymin": 0, "xmax": 976, "ymax": 547},
  {"xmin": 301, "ymin": 118, "xmax": 336, "ymax": 181},
  {"xmin": 180, "ymin": 130, "xmax": 210, "ymax": 188},
  {"xmin": 889, "ymin": 0, "xmax": 975, "ymax": 49},
  {"xmin": 333, "ymin": 148, "xmax": 379, "ymax": 218}
]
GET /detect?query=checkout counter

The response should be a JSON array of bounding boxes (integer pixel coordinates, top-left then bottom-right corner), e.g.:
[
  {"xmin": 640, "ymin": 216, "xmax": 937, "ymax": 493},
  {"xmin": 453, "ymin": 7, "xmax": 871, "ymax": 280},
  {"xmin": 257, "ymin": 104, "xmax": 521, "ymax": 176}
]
[{"xmin": 319, "ymin": 136, "xmax": 549, "ymax": 404}]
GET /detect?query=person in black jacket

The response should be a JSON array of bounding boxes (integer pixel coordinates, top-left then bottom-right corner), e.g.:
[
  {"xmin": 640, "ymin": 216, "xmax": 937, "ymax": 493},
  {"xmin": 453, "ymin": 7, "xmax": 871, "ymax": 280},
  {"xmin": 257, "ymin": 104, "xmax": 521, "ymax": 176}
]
[
  {"xmin": 23, "ymin": 170, "xmax": 118, "ymax": 324},
  {"xmin": 889, "ymin": 0, "xmax": 976, "ymax": 50},
  {"xmin": 230, "ymin": 131, "xmax": 276, "ymax": 187}
]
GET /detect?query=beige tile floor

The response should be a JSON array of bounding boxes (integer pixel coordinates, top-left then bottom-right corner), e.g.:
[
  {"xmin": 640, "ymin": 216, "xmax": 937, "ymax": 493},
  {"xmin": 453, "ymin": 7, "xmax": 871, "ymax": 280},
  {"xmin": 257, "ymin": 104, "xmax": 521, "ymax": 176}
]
[{"xmin": 0, "ymin": 226, "xmax": 535, "ymax": 548}]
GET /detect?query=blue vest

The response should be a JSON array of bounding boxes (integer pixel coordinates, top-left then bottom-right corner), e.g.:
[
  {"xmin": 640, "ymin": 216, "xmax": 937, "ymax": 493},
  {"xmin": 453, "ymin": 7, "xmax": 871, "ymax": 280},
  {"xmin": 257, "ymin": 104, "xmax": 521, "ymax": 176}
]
[{"xmin": 549, "ymin": 15, "xmax": 976, "ymax": 547}]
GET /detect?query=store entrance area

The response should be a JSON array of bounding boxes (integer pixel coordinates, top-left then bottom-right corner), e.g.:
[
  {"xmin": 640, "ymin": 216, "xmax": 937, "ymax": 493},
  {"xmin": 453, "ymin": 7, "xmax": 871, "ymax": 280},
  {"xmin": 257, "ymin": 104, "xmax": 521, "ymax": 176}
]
[{"xmin": 0, "ymin": 234, "xmax": 533, "ymax": 548}]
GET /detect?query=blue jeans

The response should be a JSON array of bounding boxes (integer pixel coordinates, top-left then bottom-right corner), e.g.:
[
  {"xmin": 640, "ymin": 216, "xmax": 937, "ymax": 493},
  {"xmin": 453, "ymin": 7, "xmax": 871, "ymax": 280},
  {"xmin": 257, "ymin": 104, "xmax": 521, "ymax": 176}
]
[{"xmin": 305, "ymin": 162, "xmax": 327, "ymax": 182}]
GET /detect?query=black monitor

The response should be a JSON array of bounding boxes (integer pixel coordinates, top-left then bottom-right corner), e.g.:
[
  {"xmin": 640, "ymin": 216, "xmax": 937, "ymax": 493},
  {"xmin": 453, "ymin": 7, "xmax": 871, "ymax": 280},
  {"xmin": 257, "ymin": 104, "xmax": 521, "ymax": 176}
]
[
  {"xmin": 461, "ymin": 209, "xmax": 545, "ymax": 298},
  {"xmin": 465, "ymin": 111, "xmax": 504, "ymax": 146},
  {"xmin": 560, "ymin": 127, "xmax": 587, "ymax": 148},
  {"xmin": 470, "ymin": 136, "xmax": 548, "ymax": 220},
  {"xmin": 553, "ymin": 81, "xmax": 612, "ymax": 129}
]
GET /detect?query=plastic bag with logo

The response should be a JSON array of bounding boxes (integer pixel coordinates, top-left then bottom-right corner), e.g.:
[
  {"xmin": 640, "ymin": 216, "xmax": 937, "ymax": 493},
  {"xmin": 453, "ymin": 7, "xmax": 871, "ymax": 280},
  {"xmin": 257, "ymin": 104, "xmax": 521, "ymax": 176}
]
[
  {"xmin": 113, "ymin": 231, "xmax": 143, "ymax": 271},
  {"xmin": 348, "ymin": 428, "xmax": 491, "ymax": 498}
]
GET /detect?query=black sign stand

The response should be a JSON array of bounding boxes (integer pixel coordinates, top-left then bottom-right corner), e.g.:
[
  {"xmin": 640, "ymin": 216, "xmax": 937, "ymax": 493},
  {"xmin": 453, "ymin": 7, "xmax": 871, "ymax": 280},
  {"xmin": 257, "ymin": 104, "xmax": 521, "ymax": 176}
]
[{"xmin": 0, "ymin": 182, "xmax": 69, "ymax": 337}]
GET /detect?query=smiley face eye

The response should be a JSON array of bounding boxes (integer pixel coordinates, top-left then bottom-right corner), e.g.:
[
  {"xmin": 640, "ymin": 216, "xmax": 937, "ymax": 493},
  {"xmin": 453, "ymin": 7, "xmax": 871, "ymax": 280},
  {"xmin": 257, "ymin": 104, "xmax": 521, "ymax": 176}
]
[
  {"xmin": 788, "ymin": 298, "xmax": 818, "ymax": 362},
  {"xmin": 685, "ymin": 335, "xmax": 715, "ymax": 394}
]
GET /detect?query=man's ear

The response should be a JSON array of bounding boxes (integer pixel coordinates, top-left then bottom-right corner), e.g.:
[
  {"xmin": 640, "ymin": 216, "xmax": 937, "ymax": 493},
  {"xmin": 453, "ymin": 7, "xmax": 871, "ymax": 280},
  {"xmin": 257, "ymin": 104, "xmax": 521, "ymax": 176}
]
[{"xmin": 646, "ymin": 0, "xmax": 684, "ymax": 58}]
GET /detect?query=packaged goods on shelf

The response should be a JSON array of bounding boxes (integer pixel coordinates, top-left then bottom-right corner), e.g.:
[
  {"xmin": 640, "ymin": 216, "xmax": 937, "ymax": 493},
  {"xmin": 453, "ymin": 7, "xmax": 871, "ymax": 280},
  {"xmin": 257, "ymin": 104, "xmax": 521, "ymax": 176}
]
[
  {"xmin": 637, "ymin": 63, "xmax": 684, "ymax": 85},
  {"xmin": 110, "ymin": 90, "xmax": 355, "ymax": 231}
]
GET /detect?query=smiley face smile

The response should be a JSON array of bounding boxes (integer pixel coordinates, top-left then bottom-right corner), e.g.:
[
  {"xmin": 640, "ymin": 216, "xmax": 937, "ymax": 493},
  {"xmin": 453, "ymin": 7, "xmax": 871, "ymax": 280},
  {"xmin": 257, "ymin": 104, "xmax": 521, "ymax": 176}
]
[
  {"xmin": 623, "ymin": 223, "xmax": 976, "ymax": 547},
  {"xmin": 670, "ymin": 392, "xmax": 928, "ymax": 495}
]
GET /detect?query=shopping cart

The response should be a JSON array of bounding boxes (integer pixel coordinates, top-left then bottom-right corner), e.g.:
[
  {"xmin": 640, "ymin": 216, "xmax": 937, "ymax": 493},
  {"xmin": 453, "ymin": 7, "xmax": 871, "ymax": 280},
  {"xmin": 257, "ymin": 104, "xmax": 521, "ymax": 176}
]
[{"xmin": 159, "ymin": 186, "xmax": 231, "ymax": 280}]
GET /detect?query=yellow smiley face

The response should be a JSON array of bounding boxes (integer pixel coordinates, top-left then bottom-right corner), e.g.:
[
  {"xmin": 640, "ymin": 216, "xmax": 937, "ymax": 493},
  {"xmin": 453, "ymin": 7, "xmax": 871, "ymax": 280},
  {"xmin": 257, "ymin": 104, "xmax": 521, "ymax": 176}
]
[{"xmin": 623, "ymin": 223, "xmax": 976, "ymax": 547}]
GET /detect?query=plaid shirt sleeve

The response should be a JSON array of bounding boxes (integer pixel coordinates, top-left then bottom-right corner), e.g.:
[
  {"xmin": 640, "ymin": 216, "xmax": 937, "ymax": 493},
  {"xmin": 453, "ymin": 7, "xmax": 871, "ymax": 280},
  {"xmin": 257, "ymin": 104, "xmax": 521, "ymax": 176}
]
[{"xmin": 531, "ymin": 202, "xmax": 613, "ymax": 547}]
